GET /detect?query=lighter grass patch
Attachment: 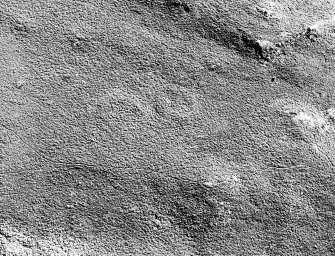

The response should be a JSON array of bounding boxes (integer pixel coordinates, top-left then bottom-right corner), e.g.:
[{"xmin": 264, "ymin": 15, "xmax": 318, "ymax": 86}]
[
  {"xmin": 0, "ymin": 225, "xmax": 93, "ymax": 256},
  {"xmin": 272, "ymin": 98, "xmax": 330, "ymax": 133},
  {"xmin": 306, "ymin": 16, "xmax": 335, "ymax": 38}
]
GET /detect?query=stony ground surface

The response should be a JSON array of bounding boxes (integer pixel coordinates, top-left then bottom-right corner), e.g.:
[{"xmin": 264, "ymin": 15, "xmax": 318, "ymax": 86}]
[{"xmin": 1, "ymin": 0, "xmax": 335, "ymax": 255}]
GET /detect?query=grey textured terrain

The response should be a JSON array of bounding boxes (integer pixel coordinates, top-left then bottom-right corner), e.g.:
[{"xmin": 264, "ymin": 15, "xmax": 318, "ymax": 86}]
[{"xmin": 1, "ymin": 0, "xmax": 335, "ymax": 255}]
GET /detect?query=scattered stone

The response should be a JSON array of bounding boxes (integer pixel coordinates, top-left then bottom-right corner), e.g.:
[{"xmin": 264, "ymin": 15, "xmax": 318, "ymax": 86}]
[
  {"xmin": 151, "ymin": 213, "xmax": 171, "ymax": 229},
  {"xmin": 167, "ymin": 0, "xmax": 191, "ymax": 13},
  {"xmin": 13, "ymin": 22, "xmax": 29, "ymax": 33},
  {"xmin": 256, "ymin": 39, "xmax": 282, "ymax": 61},
  {"xmin": 61, "ymin": 75, "xmax": 72, "ymax": 83},
  {"xmin": 203, "ymin": 181, "xmax": 215, "ymax": 188},
  {"xmin": 69, "ymin": 33, "xmax": 92, "ymax": 52},
  {"xmin": 154, "ymin": 103, "xmax": 165, "ymax": 116},
  {"xmin": 313, "ymin": 90, "xmax": 327, "ymax": 99},
  {"xmin": 0, "ymin": 226, "xmax": 13, "ymax": 238},
  {"xmin": 280, "ymin": 31, "xmax": 293, "ymax": 39},
  {"xmin": 278, "ymin": 31, "xmax": 297, "ymax": 46},
  {"xmin": 14, "ymin": 80, "xmax": 26, "ymax": 89},
  {"xmin": 255, "ymin": 6, "xmax": 274, "ymax": 19},
  {"xmin": 326, "ymin": 108, "xmax": 335, "ymax": 121},
  {"xmin": 205, "ymin": 59, "xmax": 222, "ymax": 72},
  {"xmin": 305, "ymin": 27, "xmax": 319, "ymax": 41}
]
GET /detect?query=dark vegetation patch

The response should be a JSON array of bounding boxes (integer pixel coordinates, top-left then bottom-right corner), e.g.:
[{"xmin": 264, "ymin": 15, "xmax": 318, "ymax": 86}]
[
  {"xmin": 147, "ymin": 175, "xmax": 221, "ymax": 233},
  {"xmin": 146, "ymin": 174, "xmax": 256, "ymax": 252},
  {"xmin": 43, "ymin": 162, "xmax": 160, "ymax": 238}
]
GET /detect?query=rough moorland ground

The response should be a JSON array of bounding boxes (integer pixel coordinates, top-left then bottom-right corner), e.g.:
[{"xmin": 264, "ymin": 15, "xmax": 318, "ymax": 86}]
[{"xmin": 1, "ymin": 0, "xmax": 335, "ymax": 255}]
